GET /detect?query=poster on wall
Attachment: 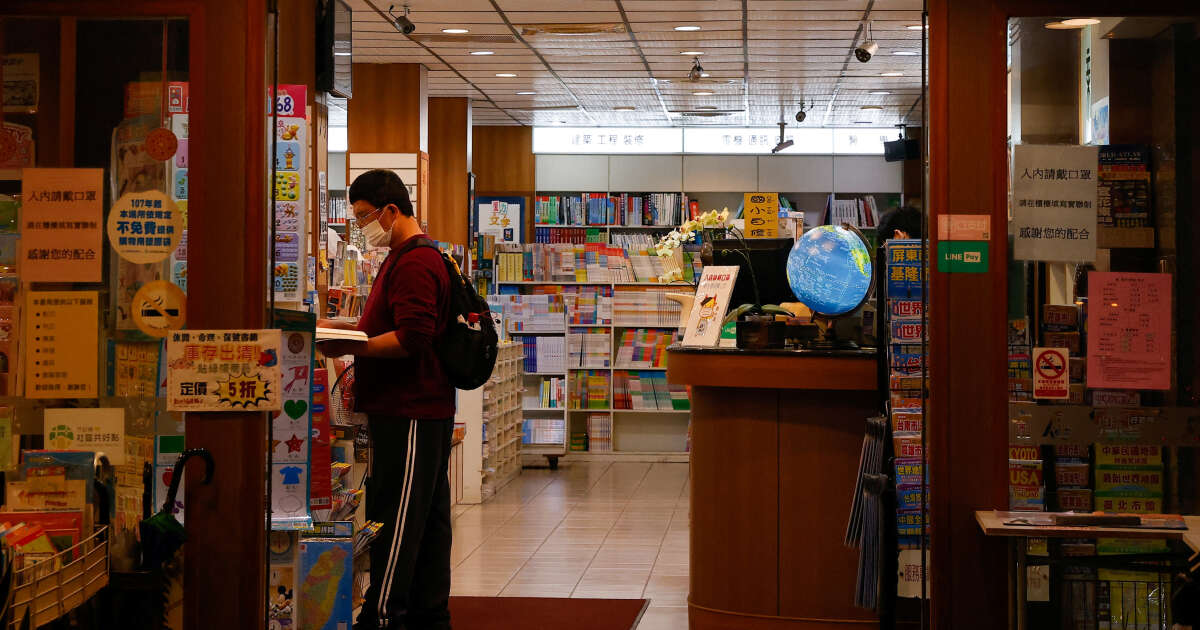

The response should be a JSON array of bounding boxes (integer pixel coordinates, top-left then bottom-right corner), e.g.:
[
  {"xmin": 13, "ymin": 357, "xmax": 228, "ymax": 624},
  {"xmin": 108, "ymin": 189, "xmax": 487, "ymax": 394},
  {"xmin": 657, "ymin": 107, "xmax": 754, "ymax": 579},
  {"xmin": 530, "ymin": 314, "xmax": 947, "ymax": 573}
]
[
  {"xmin": 165, "ymin": 329, "xmax": 282, "ymax": 412},
  {"xmin": 1086, "ymin": 272, "xmax": 1171, "ymax": 391},
  {"xmin": 1011, "ymin": 145, "xmax": 1098, "ymax": 263},
  {"xmin": 273, "ymin": 84, "xmax": 308, "ymax": 303},
  {"xmin": 743, "ymin": 192, "xmax": 780, "ymax": 238},
  {"xmin": 25, "ymin": 290, "xmax": 99, "ymax": 399},
  {"xmin": 20, "ymin": 169, "xmax": 104, "ymax": 283},
  {"xmin": 476, "ymin": 197, "xmax": 523, "ymax": 243},
  {"xmin": 2, "ymin": 53, "xmax": 39, "ymax": 113}
]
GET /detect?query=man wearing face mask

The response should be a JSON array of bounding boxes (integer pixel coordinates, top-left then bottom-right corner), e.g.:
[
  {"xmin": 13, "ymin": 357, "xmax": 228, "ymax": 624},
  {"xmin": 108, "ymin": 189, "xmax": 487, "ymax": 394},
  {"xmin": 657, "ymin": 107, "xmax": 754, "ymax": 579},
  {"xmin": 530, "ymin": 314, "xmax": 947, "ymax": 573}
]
[{"xmin": 317, "ymin": 169, "xmax": 454, "ymax": 630}]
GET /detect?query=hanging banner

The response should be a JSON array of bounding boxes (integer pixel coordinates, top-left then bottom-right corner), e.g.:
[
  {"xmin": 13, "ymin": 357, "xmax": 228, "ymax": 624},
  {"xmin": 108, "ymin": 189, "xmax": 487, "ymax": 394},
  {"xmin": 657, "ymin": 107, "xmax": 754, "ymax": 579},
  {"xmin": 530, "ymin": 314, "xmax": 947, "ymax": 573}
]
[
  {"xmin": 25, "ymin": 291, "xmax": 99, "ymax": 399},
  {"xmin": 743, "ymin": 192, "xmax": 779, "ymax": 238},
  {"xmin": 166, "ymin": 329, "xmax": 282, "ymax": 411},
  {"xmin": 20, "ymin": 168, "xmax": 104, "ymax": 283},
  {"xmin": 1086, "ymin": 272, "xmax": 1172, "ymax": 391},
  {"xmin": 1012, "ymin": 145, "xmax": 1098, "ymax": 262}
]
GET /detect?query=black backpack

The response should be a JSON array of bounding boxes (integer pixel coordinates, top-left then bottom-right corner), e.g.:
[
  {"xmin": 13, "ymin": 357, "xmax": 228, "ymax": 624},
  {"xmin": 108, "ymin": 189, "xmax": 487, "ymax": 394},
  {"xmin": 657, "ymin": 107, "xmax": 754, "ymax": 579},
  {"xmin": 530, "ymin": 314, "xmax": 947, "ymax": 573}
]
[{"xmin": 400, "ymin": 238, "xmax": 498, "ymax": 390}]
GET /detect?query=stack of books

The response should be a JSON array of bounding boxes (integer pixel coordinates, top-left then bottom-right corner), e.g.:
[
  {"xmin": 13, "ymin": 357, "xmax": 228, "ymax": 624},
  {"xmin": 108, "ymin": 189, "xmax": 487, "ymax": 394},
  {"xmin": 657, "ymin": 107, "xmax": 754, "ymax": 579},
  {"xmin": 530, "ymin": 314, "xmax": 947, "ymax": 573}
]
[
  {"xmin": 823, "ymin": 194, "xmax": 882, "ymax": 228},
  {"xmin": 586, "ymin": 414, "xmax": 612, "ymax": 452},
  {"xmin": 612, "ymin": 370, "xmax": 689, "ymax": 410},
  {"xmin": 533, "ymin": 226, "xmax": 606, "ymax": 244},
  {"xmin": 523, "ymin": 418, "xmax": 565, "ymax": 445},
  {"xmin": 570, "ymin": 370, "xmax": 611, "ymax": 409},
  {"xmin": 534, "ymin": 193, "xmax": 615, "ymax": 226},
  {"xmin": 612, "ymin": 289, "xmax": 686, "ymax": 328},
  {"xmin": 614, "ymin": 328, "xmax": 675, "ymax": 368},
  {"xmin": 565, "ymin": 287, "xmax": 612, "ymax": 326},
  {"xmin": 613, "ymin": 193, "xmax": 684, "ymax": 227},
  {"xmin": 490, "ymin": 294, "xmax": 565, "ymax": 333},
  {"xmin": 534, "ymin": 377, "xmax": 566, "ymax": 408},
  {"xmin": 520, "ymin": 336, "xmax": 565, "ymax": 374},
  {"xmin": 568, "ymin": 328, "xmax": 611, "ymax": 368}
]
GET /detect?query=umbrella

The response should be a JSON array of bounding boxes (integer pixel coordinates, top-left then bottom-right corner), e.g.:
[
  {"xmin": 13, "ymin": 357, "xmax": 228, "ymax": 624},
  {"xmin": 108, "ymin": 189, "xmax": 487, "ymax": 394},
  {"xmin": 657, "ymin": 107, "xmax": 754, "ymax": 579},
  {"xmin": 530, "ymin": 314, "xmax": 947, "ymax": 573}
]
[{"xmin": 139, "ymin": 448, "xmax": 214, "ymax": 570}]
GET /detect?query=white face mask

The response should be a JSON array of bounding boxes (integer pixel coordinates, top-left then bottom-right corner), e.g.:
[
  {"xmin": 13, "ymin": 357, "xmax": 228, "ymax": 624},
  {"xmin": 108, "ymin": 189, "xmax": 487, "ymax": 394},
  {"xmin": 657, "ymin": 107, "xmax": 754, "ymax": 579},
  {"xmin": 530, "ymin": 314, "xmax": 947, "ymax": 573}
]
[{"xmin": 361, "ymin": 213, "xmax": 392, "ymax": 248}]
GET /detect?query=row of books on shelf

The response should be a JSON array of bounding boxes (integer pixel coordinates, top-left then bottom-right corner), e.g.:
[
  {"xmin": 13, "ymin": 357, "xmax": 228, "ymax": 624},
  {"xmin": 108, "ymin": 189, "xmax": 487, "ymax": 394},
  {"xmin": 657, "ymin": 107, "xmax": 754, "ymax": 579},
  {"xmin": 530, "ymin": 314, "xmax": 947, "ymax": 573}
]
[
  {"xmin": 613, "ymin": 371, "xmax": 690, "ymax": 411},
  {"xmin": 571, "ymin": 370, "xmax": 611, "ymax": 409},
  {"xmin": 572, "ymin": 414, "xmax": 613, "ymax": 452},
  {"xmin": 326, "ymin": 287, "xmax": 367, "ymax": 319},
  {"xmin": 523, "ymin": 418, "xmax": 565, "ymax": 445},
  {"xmin": 612, "ymin": 289, "xmax": 686, "ymax": 328},
  {"xmin": 489, "ymin": 294, "xmax": 566, "ymax": 333},
  {"xmin": 519, "ymin": 336, "xmax": 565, "ymax": 374},
  {"xmin": 614, "ymin": 328, "xmax": 675, "ymax": 369},
  {"xmin": 568, "ymin": 328, "xmax": 611, "ymax": 368},
  {"xmin": 492, "ymin": 243, "xmax": 697, "ymax": 284},
  {"xmin": 821, "ymin": 194, "xmax": 883, "ymax": 229},
  {"xmin": 534, "ymin": 226, "xmax": 608, "ymax": 244},
  {"xmin": 565, "ymin": 287, "xmax": 612, "ymax": 325},
  {"xmin": 534, "ymin": 193, "xmax": 689, "ymax": 227},
  {"xmin": 532, "ymin": 377, "xmax": 567, "ymax": 408}
]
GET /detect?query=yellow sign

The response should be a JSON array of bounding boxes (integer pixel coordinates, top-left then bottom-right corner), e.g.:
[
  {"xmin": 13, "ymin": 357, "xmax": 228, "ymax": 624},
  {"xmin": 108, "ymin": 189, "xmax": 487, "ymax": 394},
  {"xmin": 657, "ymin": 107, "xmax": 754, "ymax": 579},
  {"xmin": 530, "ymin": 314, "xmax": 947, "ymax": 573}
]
[
  {"xmin": 132, "ymin": 280, "xmax": 187, "ymax": 338},
  {"xmin": 25, "ymin": 290, "xmax": 99, "ymax": 399},
  {"xmin": 166, "ymin": 329, "xmax": 282, "ymax": 412},
  {"xmin": 743, "ymin": 192, "xmax": 779, "ymax": 238},
  {"xmin": 20, "ymin": 168, "xmax": 104, "ymax": 282},
  {"xmin": 108, "ymin": 190, "xmax": 183, "ymax": 264}
]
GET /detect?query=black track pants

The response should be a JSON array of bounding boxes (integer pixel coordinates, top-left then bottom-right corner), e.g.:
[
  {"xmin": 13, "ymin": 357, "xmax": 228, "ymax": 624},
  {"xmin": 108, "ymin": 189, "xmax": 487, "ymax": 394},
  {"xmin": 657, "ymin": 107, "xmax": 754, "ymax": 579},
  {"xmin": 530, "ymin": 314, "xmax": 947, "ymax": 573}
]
[{"xmin": 357, "ymin": 416, "xmax": 454, "ymax": 630}]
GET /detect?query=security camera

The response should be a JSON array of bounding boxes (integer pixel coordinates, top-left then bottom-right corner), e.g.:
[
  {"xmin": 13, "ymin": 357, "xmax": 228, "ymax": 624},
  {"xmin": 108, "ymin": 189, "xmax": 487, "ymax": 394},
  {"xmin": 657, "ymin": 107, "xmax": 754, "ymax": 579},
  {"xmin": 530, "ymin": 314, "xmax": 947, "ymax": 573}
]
[
  {"xmin": 688, "ymin": 57, "xmax": 705, "ymax": 82},
  {"xmin": 795, "ymin": 110, "xmax": 806, "ymax": 123},
  {"xmin": 855, "ymin": 40, "xmax": 878, "ymax": 63},
  {"xmin": 389, "ymin": 4, "xmax": 415, "ymax": 34}
]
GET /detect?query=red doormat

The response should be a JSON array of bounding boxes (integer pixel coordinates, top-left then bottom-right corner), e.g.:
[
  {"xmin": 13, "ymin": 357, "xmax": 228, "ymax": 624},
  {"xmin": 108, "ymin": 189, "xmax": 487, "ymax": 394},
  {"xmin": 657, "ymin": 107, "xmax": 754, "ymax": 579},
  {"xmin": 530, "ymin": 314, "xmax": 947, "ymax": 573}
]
[{"xmin": 449, "ymin": 596, "xmax": 649, "ymax": 630}]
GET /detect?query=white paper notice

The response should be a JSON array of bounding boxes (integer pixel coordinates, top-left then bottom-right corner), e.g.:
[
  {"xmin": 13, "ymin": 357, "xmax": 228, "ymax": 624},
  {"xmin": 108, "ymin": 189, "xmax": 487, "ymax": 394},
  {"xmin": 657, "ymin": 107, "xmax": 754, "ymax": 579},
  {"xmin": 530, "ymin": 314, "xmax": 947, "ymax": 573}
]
[{"xmin": 1012, "ymin": 145, "xmax": 1098, "ymax": 262}]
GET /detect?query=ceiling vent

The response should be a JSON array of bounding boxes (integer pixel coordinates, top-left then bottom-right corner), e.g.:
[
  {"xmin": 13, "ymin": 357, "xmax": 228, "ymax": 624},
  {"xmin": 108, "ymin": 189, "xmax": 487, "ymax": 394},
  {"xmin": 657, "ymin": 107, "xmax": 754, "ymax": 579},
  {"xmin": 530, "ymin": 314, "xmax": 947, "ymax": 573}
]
[{"xmin": 519, "ymin": 23, "xmax": 626, "ymax": 36}]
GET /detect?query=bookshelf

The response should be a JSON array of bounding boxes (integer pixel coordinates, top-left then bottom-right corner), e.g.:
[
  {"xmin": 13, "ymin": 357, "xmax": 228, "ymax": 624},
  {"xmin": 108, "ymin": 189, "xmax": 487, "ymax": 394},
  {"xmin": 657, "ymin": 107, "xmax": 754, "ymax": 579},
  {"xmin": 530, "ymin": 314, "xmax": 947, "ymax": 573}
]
[
  {"xmin": 489, "ymin": 284, "xmax": 694, "ymax": 466},
  {"xmin": 455, "ymin": 341, "xmax": 523, "ymax": 503}
]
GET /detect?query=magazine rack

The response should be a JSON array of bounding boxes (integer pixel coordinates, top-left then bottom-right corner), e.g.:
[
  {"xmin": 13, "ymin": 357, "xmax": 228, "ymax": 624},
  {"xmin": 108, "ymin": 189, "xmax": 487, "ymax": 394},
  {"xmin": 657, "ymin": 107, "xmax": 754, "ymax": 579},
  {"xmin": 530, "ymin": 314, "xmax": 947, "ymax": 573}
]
[{"xmin": 8, "ymin": 527, "xmax": 109, "ymax": 629}]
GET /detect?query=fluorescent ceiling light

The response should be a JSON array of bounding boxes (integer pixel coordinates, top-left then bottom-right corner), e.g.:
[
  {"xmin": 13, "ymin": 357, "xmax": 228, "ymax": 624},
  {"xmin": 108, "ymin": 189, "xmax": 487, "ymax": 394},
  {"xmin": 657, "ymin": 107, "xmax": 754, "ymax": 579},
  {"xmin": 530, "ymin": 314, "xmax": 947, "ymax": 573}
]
[
  {"xmin": 516, "ymin": 91, "xmax": 537, "ymax": 95},
  {"xmin": 854, "ymin": 120, "xmax": 875, "ymax": 124},
  {"xmin": 869, "ymin": 90, "xmax": 891, "ymax": 95},
  {"xmin": 906, "ymin": 24, "xmax": 927, "ymax": 30},
  {"xmin": 696, "ymin": 105, "xmax": 718, "ymax": 110},
  {"xmin": 333, "ymin": 52, "xmax": 352, "ymax": 56},
  {"xmin": 700, "ymin": 72, "xmax": 710, "ymax": 78},
  {"xmin": 471, "ymin": 51, "xmax": 494, "ymax": 55},
  {"xmin": 674, "ymin": 25, "xmax": 701, "ymax": 31},
  {"xmin": 496, "ymin": 73, "xmax": 518, "ymax": 77},
  {"xmin": 442, "ymin": 28, "xmax": 469, "ymax": 34},
  {"xmin": 692, "ymin": 90, "xmax": 714, "ymax": 96},
  {"xmin": 680, "ymin": 51, "xmax": 704, "ymax": 56},
  {"xmin": 860, "ymin": 105, "xmax": 883, "ymax": 110},
  {"xmin": 880, "ymin": 71, "xmax": 903, "ymax": 76},
  {"xmin": 893, "ymin": 51, "xmax": 919, "ymax": 56},
  {"xmin": 1061, "ymin": 18, "xmax": 1101, "ymax": 26}
]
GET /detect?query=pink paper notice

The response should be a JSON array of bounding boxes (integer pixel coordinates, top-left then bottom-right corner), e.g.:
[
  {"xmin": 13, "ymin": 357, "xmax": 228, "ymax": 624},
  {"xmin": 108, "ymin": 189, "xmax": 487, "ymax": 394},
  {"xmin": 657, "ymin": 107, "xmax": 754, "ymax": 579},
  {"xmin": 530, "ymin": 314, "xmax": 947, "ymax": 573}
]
[{"xmin": 1086, "ymin": 272, "xmax": 1172, "ymax": 390}]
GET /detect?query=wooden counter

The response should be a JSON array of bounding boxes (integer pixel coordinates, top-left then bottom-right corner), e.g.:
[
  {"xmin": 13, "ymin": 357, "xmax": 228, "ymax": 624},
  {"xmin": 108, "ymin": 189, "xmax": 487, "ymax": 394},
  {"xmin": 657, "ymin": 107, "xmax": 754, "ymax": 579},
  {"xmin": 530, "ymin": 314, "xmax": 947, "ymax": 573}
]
[{"xmin": 668, "ymin": 347, "xmax": 880, "ymax": 630}]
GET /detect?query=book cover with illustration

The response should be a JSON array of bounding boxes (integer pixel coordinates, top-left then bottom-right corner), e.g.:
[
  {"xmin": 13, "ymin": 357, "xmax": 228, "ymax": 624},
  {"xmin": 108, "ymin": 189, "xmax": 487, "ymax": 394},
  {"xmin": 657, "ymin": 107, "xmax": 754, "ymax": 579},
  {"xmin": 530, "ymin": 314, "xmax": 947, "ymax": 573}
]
[
  {"xmin": 297, "ymin": 539, "xmax": 352, "ymax": 630},
  {"xmin": 682, "ymin": 266, "xmax": 739, "ymax": 348}
]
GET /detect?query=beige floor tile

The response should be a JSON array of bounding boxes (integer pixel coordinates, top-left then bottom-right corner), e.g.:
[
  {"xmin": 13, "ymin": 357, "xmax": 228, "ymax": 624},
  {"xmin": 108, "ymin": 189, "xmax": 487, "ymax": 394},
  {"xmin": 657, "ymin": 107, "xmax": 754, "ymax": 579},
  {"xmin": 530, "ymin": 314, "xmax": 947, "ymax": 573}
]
[
  {"xmin": 590, "ymin": 545, "xmax": 662, "ymax": 568},
  {"xmin": 635, "ymin": 605, "xmax": 688, "ymax": 630},
  {"xmin": 645, "ymin": 574, "xmax": 690, "ymax": 594},
  {"xmin": 500, "ymin": 583, "xmax": 576, "ymax": 597},
  {"xmin": 575, "ymin": 566, "xmax": 652, "ymax": 590}
]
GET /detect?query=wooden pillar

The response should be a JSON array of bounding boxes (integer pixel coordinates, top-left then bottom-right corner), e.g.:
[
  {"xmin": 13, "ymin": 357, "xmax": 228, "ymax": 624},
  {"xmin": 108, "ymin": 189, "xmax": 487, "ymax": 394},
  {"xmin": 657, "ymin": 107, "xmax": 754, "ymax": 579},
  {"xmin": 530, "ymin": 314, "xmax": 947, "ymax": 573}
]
[
  {"xmin": 471, "ymin": 126, "xmax": 535, "ymax": 240},
  {"xmin": 926, "ymin": 1, "xmax": 1010, "ymax": 629},
  {"xmin": 427, "ymin": 97, "xmax": 471, "ymax": 245},
  {"xmin": 347, "ymin": 63, "xmax": 428, "ymax": 223},
  {"xmin": 184, "ymin": 1, "xmax": 269, "ymax": 629}
]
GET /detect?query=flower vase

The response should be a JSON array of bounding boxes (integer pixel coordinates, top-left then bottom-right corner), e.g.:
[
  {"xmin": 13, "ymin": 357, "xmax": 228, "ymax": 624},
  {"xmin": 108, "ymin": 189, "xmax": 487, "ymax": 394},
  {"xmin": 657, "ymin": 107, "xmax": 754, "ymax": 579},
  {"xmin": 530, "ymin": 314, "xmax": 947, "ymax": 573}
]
[{"xmin": 700, "ymin": 228, "xmax": 718, "ymax": 266}]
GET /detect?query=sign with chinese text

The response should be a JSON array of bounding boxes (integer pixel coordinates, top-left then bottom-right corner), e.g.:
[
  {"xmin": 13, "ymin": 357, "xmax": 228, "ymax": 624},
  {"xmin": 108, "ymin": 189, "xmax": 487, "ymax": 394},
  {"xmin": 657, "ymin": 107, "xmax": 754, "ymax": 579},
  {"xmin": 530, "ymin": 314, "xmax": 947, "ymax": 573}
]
[
  {"xmin": 937, "ymin": 214, "xmax": 991, "ymax": 241},
  {"xmin": 682, "ymin": 266, "xmax": 738, "ymax": 347},
  {"xmin": 1086, "ymin": 272, "xmax": 1171, "ymax": 390},
  {"xmin": 20, "ymin": 168, "xmax": 103, "ymax": 282},
  {"xmin": 743, "ymin": 192, "xmax": 779, "ymax": 238},
  {"xmin": 25, "ymin": 291, "xmax": 99, "ymax": 398},
  {"xmin": 166, "ymin": 329, "xmax": 282, "ymax": 412},
  {"xmin": 1012, "ymin": 145, "xmax": 1098, "ymax": 262},
  {"xmin": 1032, "ymin": 347, "xmax": 1070, "ymax": 400},
  {"xmin": 108, "ymin": 190, "xmax": 183, "ymax": 264},
  {"xmin": 532, "ymin": 127, "xmax": 683, "ymax": 154},
  {"xmin": 44, "ymin": 408, "xmax": 126, "ymax": 465},
  {"xmin": 477, "ymin": 197, "xmax": 522, "ymax": 243}
]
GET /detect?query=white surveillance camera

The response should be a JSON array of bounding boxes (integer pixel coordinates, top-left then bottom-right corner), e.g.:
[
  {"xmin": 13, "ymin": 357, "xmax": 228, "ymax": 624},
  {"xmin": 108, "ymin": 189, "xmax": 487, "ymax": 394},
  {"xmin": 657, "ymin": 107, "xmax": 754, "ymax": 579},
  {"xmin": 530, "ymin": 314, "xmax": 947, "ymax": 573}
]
[{"xmin": 855, "ymin": 40, "xmax": 879, "ymax": 63}]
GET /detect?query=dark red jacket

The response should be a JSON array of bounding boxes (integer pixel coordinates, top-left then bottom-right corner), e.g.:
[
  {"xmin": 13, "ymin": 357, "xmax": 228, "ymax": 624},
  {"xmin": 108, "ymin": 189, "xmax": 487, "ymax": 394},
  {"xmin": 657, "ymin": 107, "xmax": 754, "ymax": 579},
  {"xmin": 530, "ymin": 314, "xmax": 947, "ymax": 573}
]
[{"xmin": 354, "ymin": 234, "xmax": 455, "ymax": 419}]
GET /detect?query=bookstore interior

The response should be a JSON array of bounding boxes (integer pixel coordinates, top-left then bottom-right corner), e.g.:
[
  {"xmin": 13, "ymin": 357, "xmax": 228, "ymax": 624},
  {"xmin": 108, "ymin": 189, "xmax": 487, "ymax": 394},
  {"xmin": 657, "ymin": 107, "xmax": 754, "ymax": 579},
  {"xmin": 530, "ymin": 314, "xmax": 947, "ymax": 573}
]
[{"xmin": 0, "ymin": 2, "xmax": 1199, "ymax": 630}]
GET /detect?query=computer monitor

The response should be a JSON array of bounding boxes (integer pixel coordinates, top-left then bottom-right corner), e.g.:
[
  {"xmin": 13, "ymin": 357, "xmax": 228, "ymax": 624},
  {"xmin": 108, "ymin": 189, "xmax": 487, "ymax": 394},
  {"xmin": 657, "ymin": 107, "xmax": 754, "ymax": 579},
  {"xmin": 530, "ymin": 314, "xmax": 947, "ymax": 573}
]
[{"xmin": 710, "ymin": 237, "xmax": 796, "ymax": 308}]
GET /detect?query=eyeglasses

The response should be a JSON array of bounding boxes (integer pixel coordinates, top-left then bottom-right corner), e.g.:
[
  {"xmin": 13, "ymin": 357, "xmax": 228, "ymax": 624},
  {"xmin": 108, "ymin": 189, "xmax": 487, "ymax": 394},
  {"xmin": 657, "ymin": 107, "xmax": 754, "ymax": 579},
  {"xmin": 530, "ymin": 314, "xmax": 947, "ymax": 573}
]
[{"xmin": 353, "ymin": 205, "xmax": 386, "ymax": 228}]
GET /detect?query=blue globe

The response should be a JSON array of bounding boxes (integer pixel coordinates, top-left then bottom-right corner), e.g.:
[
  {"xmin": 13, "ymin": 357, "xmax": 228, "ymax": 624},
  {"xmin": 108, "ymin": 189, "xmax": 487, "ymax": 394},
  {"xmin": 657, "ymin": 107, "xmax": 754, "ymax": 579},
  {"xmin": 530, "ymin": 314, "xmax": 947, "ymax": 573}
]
[{"xmin": 786, "ymin": 225, "xmax": 874, "ymax": 316}]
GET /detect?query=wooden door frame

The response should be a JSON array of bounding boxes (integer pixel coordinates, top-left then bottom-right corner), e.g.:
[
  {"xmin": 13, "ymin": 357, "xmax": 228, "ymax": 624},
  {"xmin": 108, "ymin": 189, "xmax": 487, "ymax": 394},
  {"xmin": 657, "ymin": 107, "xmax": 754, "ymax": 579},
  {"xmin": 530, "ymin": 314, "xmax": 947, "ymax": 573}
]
[
  {"xmin": 1, "ymin": 3, "xmax": 269, "ymax": 629},
  {"xmin": 927, "ymin": 2, "xmax": 1196, "ymax": 629}
]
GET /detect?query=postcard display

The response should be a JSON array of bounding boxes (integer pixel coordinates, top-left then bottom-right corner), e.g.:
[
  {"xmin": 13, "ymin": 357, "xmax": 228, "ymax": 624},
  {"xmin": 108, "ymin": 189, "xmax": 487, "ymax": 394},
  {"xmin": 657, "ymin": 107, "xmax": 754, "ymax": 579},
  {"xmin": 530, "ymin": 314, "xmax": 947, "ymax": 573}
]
[{"xmin": 883, "ymin": 239, "xmax": 928, "ymax": 598}]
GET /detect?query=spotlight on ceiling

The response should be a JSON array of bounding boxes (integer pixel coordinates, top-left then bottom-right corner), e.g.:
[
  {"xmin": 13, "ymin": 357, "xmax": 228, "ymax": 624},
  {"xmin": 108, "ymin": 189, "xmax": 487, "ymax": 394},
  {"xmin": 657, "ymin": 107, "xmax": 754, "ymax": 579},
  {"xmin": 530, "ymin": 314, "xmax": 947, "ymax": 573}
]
[
  {"xmin": 771, "ymin": 122, "xmax": 793, "ymax": 154},
  {"xmin": 680, "ymin": 51, "xmax": 704, "ymax": 56},
  {"xmin": 855, "ymin": 21, "xmax": 878, "ymax": 62},
  {"xmin": 471, "ymin": 51, "xmax": 494, "ymax": 55},
  {"xmin": 692, "ymin": 90, "xmax": 714, "ymax": 96},
  {"xmin": 388, "ymin": 4, "xmax": 416, "ymax": 35},
  {"xmin": 688, "ymin": 57, "xmax": 705, "ymax": 82}
]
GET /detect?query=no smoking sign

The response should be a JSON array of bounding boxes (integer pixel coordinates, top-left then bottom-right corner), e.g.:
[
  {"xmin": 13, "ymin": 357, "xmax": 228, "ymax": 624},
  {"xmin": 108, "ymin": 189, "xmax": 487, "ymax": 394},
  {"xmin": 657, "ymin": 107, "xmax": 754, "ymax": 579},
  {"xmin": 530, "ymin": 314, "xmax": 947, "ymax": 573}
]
[{"xmin": 1033, "ymin": 347, "xmax": 1070, "ymax": 400}]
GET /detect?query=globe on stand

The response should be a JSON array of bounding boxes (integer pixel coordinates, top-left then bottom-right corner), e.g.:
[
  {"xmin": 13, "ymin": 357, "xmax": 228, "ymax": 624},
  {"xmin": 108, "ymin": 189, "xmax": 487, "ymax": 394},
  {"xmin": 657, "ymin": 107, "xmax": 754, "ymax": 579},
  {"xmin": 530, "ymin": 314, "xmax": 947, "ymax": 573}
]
[{"xmin": 785, "ymin": 225, "xmax": 874, "ymax": 348}]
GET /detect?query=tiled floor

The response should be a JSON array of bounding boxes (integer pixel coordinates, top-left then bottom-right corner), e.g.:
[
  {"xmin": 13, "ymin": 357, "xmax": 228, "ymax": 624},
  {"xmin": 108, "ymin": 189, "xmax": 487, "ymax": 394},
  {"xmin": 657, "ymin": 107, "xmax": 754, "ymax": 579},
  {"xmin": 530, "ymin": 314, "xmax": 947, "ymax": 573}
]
[{"xmin": 450, "ymin": 461, "xmax": 690, "ymax": 629}]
